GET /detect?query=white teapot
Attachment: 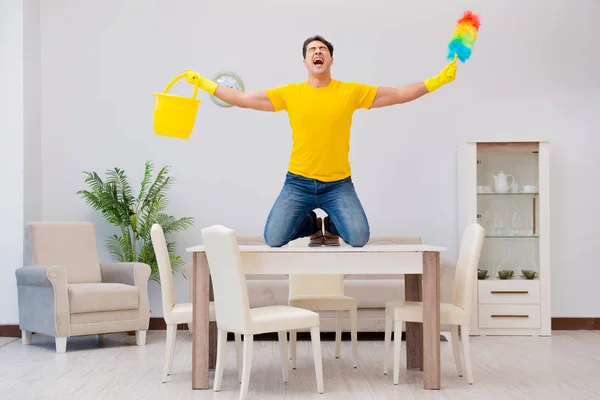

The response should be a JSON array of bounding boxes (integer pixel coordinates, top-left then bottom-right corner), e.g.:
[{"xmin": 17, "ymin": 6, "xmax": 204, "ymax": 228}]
[{"xmin": 492, "ymin": 171, "xmax": 515, "ymax": 193}]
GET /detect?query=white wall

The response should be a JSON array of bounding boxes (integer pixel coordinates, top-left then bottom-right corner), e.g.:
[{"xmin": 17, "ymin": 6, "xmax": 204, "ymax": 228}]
[
  {"xmin": 0, "ymin": 1, "xmax": 24, "ymax": 325},
  {"xmin": 0, "ymin": 0, "xmax": 41, "ymax": 325},
  {"xmin": 19, "ymin": 0, "xmax": 599, "ymax": 318},
  {"xmin": 23, "ymin": 0, "xmax": 43, "ymax": 236}
]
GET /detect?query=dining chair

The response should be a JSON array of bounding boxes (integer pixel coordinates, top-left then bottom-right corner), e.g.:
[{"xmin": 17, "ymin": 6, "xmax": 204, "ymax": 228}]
[
  {"xmin": 151, "ymin": 224, "xmax": 243, "ymax": 383},
  {"xmin": 287, "ymin": 236, "xmax": 358, "ymax": 368},
  {"xmin": 383, "ymin": 222, "xmax": 484, "ymax": 385},
  {"xmin": 182, "ymin": 235, "xmax": 273, "ymax": 380},
  {"xmin": 201, "ymin": 224, "xmax": 324, "ymax": 400}
]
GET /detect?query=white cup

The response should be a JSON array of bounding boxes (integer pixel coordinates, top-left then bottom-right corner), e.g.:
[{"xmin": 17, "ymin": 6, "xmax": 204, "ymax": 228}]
[
  {"xmin": 523, "ymin": 185, "xmax": 537, "ymax": 193},
  {"xmin": 511, "ymin": 182, "xmax": 519, "ymax": 193}
]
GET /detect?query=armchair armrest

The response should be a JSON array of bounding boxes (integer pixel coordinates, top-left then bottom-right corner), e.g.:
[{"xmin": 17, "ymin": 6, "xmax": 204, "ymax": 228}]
[
  {"xmin": 15, "ymin": 266, "xmax": 70, "ymax": 338},
  {"xmin": 100, "ymin": 262, "xmax": 151, "ymax": 330},
  {"xmin": 100, "ymin": 262, "xmax": 150, "ymax": 286}
]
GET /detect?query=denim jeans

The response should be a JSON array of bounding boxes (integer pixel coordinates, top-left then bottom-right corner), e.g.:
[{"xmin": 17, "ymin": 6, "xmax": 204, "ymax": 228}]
[{"xmin": 264, "ymin": 172, "xmax": 370, "ymax": 247}]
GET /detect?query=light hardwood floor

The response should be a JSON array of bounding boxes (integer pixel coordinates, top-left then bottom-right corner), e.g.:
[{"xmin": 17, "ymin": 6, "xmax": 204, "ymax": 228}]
[{"xmin": 1, "ymin": 331, "xmax": 599, "ymax": 399}]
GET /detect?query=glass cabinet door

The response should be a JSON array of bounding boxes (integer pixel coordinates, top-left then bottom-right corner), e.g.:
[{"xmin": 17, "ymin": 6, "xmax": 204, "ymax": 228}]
[{"xmin": 476, "ymin": 147, "xmax": 540, "ymax": 281}]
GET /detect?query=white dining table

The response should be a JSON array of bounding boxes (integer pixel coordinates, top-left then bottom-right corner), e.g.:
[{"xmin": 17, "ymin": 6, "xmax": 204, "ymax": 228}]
[{"xmin": 186, "ymin": 243, "xmax": 446, "ymax": 391}]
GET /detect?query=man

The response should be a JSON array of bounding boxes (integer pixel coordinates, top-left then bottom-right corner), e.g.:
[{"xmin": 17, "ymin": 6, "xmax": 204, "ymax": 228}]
[{"xmin": 185, "ymin": 35, "xmax": 457, "ymax": 247}]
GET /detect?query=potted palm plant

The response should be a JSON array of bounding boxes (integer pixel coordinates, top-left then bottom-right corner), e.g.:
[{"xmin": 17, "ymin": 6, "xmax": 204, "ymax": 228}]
[{"xmin": 77, "ymin": 160, "xmax": 194, "ymax": 283}]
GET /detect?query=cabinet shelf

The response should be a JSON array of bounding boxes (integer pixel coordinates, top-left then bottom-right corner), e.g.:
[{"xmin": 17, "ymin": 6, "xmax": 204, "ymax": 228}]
[
  {"xmin": 478, "ymin": 192, "xmax": 538, "ymax": 196},
  {"xmin": 484, "ymin": 235, "xmax": 539, "ymax": 239},
  {"xmin": 478, "ymin": 277, "xmax": 540, "ymax": 281}
]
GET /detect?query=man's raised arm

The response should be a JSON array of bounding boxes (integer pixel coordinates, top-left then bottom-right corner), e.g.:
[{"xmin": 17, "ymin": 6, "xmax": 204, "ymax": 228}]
[
  {"xmin": 370, "ymin": 55, "xmax": 458, "ymax": 109},
  {"xmin": 184, "ymin": 69, "xmax": 274, "ymax": 112}
]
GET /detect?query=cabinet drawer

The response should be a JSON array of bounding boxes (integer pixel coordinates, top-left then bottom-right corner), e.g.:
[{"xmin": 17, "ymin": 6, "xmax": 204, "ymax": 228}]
[
  {"xmin": 479, "ymin": 304, "xmax": 540, "ymax": 329},
  {"xmin": 478, "ymin": 280, "xmax": 540, "ymax": 304}
]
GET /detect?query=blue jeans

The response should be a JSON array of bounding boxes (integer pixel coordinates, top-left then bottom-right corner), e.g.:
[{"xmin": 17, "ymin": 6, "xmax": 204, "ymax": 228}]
[{"xmin": 264, "ymin": 172, "xmax": 370, "ymax": 247}]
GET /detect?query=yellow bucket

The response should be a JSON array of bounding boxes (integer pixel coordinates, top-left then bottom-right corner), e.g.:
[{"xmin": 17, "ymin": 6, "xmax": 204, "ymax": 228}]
[{"xmin": 153, "ymin": 73, "xmax": 200, "ymax": 140}]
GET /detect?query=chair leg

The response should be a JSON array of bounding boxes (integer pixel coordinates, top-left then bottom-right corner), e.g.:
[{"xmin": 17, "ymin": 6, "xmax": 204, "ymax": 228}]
[
  {"xmin": 310, "ymin": 326, "xmax": 324, "ymax": 394},
  {"xmin": 290, "ymin": 330, "xmax": 297, "ymax": 369},
  {"xmin": 213, "ymin": 329, "xmax": 227, "ymax": 391},
  {"xmin": 278, "ymin": 332, "xmax": 289, "ymax": 383},
  {"xmin": 393, "ymin": 320, "xmax": 402, "ymax": 385},
  {"xmin": 168, "ymin": 326, "xmax": 177, "ymax": 373},
  {"xmin": 335, "ymin": 310, "xmax": 342, "ymax": 358},
  {"xmin": 451, "ymin": 325, "xmax": 463, "ymax": 377},
  {"xmin": 240, "ymin": 334, "xmax": 254, "ymax": 400},
  {"xmin": 136, "ymin": 330, "xmax": 147, "ymax": 346},
  {"xmin": 461, "ymin": 325, "xmax": 474, "ymax": 384},
  {"xmin": 235, "ymin": 333, "xmax": 243, "ymax": 383},
  {"xmin": 55, "ymin": 337, "xmax": 67, "ymax": 353},
  {"xmin": 350, "ymin": 308, "xmax": 358, "ymax": 368},
  {"xmin": 162, "ymin": 324, "xmax": 177, "ymax": 382},
  {"xmin": 22, "ymin": 330, "xmax": 32, "ymax": 345},
  {"xmin": 383, "ymin": 314, "xmax": 392, "ymax": 375}
]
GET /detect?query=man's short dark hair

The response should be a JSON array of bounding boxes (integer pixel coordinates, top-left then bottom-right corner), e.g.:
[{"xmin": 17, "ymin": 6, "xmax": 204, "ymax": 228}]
[{"xmin": 302, "ymin": 35, "xmax": 334, "ymax": 59}]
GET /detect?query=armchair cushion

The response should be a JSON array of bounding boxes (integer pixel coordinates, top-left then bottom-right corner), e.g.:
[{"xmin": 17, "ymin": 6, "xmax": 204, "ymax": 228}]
[{"xmin": 68, "ymin": 283, "xmax": 139, "ymax": 314}]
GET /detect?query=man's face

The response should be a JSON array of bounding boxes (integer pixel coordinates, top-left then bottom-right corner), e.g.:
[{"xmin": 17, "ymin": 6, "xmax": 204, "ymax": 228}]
[{"xmin": 303, "ymin": 40, "xmax": 333, "ymax": 76}]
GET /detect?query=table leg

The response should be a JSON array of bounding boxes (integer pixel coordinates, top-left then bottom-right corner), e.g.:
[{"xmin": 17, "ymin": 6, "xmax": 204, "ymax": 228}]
[
  {"xmin": 404, "ymin": 274, "xmax": 423, "ymax": 370},
  {"xmin": 192, "ymin": 252, "xmax": 210, "ymax": 389},
  {"xmin": 422, "ymin": 251, "xmax": 441, "ymax": 390}
]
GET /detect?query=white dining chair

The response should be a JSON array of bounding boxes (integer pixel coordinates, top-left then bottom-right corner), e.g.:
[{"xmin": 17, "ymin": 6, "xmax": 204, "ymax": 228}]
[
  {"xmin": 287, "ymin": 236, "xmax": 358, "ymax": 368},
  {"xmin": 150, "ymin": 224, "xmax": 243, "ymax": 383},
  {"xmin": 201, "ymin": 224, "xmax": 324, "ymax": 400},
  {"xmin": 182, "ymin": 235, "xmax": 271, "ymax": 380},
  {"xmin": 383, "ymin": 223, "xmax": 484, "ymax": 385}
]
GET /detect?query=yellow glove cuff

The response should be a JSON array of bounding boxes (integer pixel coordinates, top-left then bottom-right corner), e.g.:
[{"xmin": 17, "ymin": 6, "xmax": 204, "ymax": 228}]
[
  {"xmin": 199, "ymin": 76, "xmax": 218, "ymax": 95},
  {"xmin": 423, "ymin": 76, "xmax": 441, "ymax": 93},
  {"xmin": 185, "ymin": 69, "xmax": 218, "ymax": 95}
]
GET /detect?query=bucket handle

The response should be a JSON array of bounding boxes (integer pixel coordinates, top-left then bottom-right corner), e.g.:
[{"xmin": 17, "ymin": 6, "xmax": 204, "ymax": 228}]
[{"xmin": 163, "ymin": 73, "xmax": 199, "ymax": 100}]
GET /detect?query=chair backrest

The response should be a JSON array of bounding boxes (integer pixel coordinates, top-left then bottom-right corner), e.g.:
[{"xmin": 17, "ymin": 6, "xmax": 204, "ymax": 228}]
[
  {"xmin": 289, "ymin": 273, "xmax": 344, "ymax": 296},
  {"xmin": 287, "ymin": 236, "xmax": 345, "ymax": 296},
  {"xmin": 150, "ymin": 224, "xmax": 178, "ymax": 321},
  {"xmin": 201, "ymin": 225, "xmax": 252, "ymax": 333},
  {"xmin": 452, "ymin": 223, "xmax": 485, "ymax": 312},
  {"xmin": 27, "ymin": 222, "xmax": 102, "ymax": 284}
]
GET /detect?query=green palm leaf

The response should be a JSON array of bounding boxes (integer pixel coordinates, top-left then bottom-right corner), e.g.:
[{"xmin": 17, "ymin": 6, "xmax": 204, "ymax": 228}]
[
  {"xmin": 137, "ymin": 160, "xmax": 154, "ymax": 202},
  {"xmin": 106, "ymin": 234, "xmax": 129, "ymax": 262}
]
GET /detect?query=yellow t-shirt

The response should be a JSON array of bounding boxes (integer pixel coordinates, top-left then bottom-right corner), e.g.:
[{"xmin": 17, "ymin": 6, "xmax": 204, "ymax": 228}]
[{"xmin": 266, "ymin": 79, "xmax": 378, "ymax": 182}]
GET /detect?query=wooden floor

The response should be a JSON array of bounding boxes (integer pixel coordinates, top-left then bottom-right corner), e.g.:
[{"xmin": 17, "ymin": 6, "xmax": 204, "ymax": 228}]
[{"xmin": 1, "ymin": 331, "xmax": 599, "ymax": 399}]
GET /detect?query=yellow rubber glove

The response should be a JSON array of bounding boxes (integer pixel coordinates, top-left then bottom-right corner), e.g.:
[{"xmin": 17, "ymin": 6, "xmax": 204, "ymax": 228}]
[
  {"xmin": 184, "ymin": 69, "xmax": 218, "ymax": 95},
  {"xmin": 423, "ymin": 55, "xmax": 458, "ymax": 92}
]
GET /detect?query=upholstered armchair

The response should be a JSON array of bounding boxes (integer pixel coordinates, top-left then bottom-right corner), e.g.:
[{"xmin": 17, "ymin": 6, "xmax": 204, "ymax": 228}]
[{"xmin": 15, "ymin": 222, "xmax": 151, "ymax": 353}]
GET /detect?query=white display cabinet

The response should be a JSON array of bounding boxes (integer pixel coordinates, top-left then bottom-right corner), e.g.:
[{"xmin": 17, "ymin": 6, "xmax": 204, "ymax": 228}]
[{"xmin": 458, "ymin": 141, "xmax": 551, "ymax": 336}]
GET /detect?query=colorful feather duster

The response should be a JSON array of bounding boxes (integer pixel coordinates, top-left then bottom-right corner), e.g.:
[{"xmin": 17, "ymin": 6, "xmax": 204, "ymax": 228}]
[{"xmin": 447, "ymin": 10, "xmax": 481, "ymax": 62}]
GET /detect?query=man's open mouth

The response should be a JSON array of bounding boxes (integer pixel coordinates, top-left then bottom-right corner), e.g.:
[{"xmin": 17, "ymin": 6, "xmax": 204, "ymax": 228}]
[{"xmin": 313, "ymin": 57, "xmax": 324, "ymax": 66}]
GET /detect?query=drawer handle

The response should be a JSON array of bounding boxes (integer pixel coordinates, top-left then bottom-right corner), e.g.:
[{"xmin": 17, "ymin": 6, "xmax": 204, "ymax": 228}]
[
  {"xmin": 490, "ymin": 291, "xmax": 529, "ymax": 294},
  {"xmin": 491, "ymin": 315, "xmax": 529, "ymax": 318}
]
